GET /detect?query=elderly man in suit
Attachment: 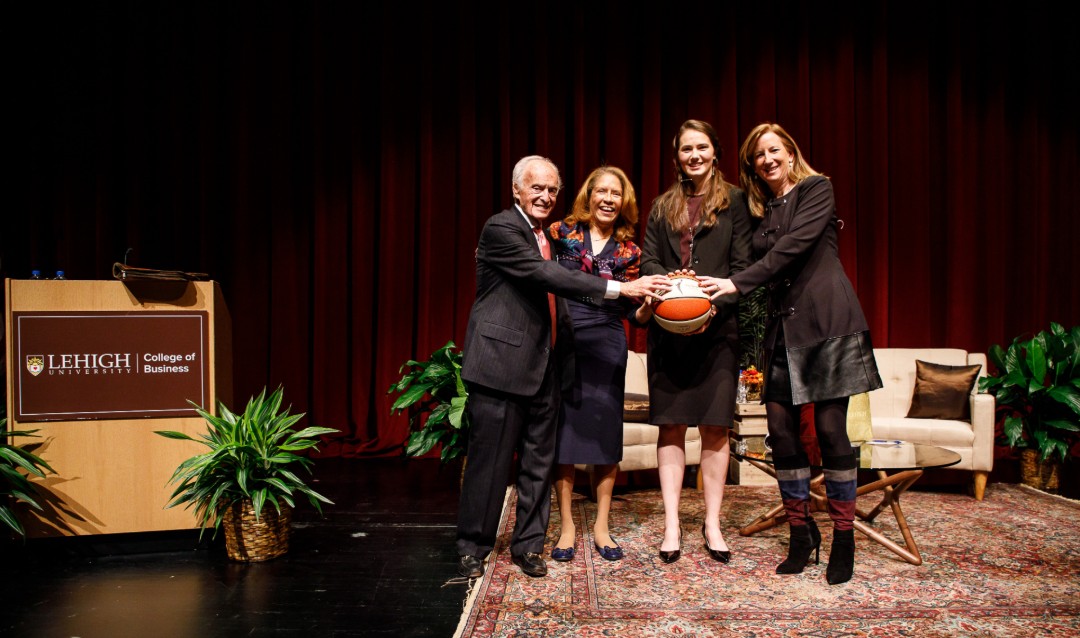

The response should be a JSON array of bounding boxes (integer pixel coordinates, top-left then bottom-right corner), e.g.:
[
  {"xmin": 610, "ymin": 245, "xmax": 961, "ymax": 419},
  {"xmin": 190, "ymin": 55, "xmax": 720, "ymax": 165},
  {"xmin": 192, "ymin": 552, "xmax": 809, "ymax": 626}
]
[{"xmin": 456, "ymin": 155, "xmax": 668, "ymax": 578}]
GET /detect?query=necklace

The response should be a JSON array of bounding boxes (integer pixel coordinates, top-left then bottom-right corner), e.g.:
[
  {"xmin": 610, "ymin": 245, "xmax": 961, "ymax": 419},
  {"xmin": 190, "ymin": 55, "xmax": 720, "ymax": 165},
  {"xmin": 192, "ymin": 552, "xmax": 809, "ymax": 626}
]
[{"xmin": 589, "ymin": 226, "xmax": 612, "ymax": 256}]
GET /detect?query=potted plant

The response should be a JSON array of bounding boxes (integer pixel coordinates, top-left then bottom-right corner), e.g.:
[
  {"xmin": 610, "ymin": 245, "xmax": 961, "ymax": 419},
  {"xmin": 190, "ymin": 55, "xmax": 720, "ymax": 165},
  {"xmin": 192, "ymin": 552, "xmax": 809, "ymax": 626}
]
[
  {"xmin": 979, "ymin": 322, "xmax": 1080, "ymax": 492},
  {"xmin": 1, "ymin": 418, "xmax": 55, "ymax": 538},
  {"xmin": 155, "ymin": 387, "xmax": 338, "ymax": 561},
  {"xmin": 387, "ymin": 340, "xmax": 469, "ymax": 462},
  {"xmin": 738, "ymin": 287, "xmax": 768, "ymax": 372}
]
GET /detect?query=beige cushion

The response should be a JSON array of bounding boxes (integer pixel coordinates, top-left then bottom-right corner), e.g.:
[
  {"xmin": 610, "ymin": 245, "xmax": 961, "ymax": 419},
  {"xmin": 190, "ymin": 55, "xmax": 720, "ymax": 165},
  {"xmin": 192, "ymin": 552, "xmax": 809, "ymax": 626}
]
[
  {"xmin": 846, "ymin": 392, "xmax": 873, "ymax": 443},
  {"xmin": 617, "ymin": 424, "xmax": 701, "ymax": 472}
]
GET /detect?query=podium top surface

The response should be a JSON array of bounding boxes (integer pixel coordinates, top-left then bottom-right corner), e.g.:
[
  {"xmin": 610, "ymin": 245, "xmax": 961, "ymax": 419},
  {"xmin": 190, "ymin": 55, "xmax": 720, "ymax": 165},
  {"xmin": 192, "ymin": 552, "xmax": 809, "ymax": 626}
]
[{"xmin": 5, "ymin": 278, "xmax": 221, "ymax": 312}]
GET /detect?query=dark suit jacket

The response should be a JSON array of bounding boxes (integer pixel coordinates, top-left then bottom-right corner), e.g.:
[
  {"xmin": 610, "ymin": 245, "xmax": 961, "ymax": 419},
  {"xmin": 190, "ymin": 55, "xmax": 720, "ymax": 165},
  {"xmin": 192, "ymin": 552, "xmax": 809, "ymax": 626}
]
[{"xmin": 462, "ymin": 207, "xmax": 609, "ymax": 397}]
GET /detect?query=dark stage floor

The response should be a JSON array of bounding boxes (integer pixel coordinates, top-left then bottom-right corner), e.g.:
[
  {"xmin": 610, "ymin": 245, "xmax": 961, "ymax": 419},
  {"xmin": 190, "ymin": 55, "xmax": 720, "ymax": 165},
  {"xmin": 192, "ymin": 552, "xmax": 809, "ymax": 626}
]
[
  {"xmin": 0, "ymin": 457, "xmax": 471, "ymax": 638},
  {"xmin": 3, "ymin": 455, "xmax": 1075, "ymax": 638}
]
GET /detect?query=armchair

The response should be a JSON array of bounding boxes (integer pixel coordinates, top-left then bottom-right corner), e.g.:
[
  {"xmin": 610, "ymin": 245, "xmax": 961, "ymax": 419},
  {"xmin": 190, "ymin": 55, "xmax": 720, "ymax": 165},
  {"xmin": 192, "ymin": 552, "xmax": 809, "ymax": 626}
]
[{"xmin": 868, "ymin": 348, "xmax": 995, "ymax": 500}]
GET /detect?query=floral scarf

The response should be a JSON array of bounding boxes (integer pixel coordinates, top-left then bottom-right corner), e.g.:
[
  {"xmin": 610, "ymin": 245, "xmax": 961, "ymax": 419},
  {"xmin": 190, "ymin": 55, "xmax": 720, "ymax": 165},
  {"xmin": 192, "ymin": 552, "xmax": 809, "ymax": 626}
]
[{"xmin": 547, "ymin": 221, "xmax": 640, "ymax": 282}]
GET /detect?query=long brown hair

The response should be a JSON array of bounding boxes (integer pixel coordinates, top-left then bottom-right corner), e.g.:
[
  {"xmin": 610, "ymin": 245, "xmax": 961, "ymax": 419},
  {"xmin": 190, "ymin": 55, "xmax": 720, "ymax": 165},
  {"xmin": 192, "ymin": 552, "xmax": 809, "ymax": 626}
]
[
  {"xmin": 738, "ymin": 122, "xmax": 822, "ymax": 218},
  {"xmin": 651, "ymin": 119, "xmax": 732, "ymax": 231},
  {"xmin": 564, "ymin": 166, "xmax": 639, "ymax": 244}
]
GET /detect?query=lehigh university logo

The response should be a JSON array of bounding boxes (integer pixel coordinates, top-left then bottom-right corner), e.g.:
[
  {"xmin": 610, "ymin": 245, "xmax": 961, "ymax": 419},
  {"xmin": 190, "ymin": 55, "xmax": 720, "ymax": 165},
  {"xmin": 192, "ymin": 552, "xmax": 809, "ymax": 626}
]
[{"xmin": 26, "ymin": 355, "xmax": 45, "ymax": 376}]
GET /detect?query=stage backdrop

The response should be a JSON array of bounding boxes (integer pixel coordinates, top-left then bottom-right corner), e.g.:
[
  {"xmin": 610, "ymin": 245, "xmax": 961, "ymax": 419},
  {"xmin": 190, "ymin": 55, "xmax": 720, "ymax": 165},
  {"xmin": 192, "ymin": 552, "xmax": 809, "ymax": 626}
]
[{"xmin": 5, "ymin": 2, "xmax": 1077, "ymax": 457}]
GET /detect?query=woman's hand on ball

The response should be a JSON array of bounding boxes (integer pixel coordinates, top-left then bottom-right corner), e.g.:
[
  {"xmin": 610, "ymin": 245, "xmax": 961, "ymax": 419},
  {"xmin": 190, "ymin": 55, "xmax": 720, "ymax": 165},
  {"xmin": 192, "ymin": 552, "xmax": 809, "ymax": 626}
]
[
  {"xmin": 708, "ymin": 278, "xmax": 739, "ymax": 300},
  {"xmin": 634, "ymin": 296, "xmax": 655, "ymax": 322},
  {"xmin": 695, "ymin": 275, "xmax": 722, "ymax": 296},
  {"xmin": 681, "ymin": 305, "xmax": 716, "ymax": 336}
]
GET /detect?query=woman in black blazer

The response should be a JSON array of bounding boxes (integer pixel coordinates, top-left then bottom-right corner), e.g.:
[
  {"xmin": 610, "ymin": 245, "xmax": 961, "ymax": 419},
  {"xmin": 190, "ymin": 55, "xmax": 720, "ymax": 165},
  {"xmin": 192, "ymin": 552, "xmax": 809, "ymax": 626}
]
[
  {"xmin": 713, "ymin": 123, "xmax": 883, "ymax": 585},
  {"xmin": 637, "ymin": 119, "xmax": 751, "ymax": 565}
]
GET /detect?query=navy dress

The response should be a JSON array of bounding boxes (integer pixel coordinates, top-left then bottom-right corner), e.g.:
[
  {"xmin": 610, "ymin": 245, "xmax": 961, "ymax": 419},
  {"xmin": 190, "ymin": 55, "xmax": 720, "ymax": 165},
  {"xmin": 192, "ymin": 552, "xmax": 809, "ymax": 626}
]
[{"xmin": 548, "ymin": 222, "xmax": 640, "ymax": 465}]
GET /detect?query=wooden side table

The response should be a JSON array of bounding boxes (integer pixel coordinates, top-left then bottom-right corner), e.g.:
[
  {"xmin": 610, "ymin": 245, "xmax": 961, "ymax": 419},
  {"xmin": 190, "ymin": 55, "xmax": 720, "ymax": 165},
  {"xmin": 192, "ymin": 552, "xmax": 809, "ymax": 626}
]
[{"xmin": 730, "ymin": 402, "xmax": 775, "ymax": 486}]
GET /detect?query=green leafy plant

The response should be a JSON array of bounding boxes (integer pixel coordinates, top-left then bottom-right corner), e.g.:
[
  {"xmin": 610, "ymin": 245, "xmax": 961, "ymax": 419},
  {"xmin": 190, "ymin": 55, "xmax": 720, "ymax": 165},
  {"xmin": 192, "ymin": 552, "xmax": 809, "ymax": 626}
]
[
  {"xmin": 979, "ymin": 322, "xmax": 1080, "ymax": 462},
  {"xmin": 738, "ymin": 287, "xmax": 768, "ymax": 371},
  {"xmin": 1, "ymin": 419, "xmax": 56, "ymax": 537},
  {"xmin": 155, "ymin": 387, "xmax": 339, "ymax": 537},
  {"xmin": 388, "ymin": 340, "xmax": 469, "ymax": 462}
]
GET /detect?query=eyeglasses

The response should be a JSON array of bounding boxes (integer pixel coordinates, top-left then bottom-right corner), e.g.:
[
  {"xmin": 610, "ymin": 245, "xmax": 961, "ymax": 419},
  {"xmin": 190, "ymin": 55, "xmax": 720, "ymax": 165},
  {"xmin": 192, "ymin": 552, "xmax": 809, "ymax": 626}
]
[
  {"xmin": 528, "ymin": 184, "xmax": 560, "ymax": 197},
  {"xmin": 593, "ymin": 188, "xmax": 623, "ymax": 200}
]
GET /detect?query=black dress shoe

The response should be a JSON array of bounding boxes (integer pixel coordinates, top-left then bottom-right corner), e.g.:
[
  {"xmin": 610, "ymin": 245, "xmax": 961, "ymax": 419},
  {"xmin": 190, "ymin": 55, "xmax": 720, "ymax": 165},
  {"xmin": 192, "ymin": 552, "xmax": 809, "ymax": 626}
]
[
  {"xmin": 458, "ymin": 554, "xmax": 484, "ymax": 579},
  {"xmin": 512, "ymin": 552, "xmax": 548, "ymax": 577}
]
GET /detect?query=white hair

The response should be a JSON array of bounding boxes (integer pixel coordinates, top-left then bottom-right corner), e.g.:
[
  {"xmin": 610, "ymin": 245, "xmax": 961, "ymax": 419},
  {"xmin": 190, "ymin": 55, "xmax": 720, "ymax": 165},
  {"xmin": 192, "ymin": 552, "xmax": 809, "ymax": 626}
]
[{"xmin": 511, "ymin": 155, "xmax": 562, "ymax": 196}]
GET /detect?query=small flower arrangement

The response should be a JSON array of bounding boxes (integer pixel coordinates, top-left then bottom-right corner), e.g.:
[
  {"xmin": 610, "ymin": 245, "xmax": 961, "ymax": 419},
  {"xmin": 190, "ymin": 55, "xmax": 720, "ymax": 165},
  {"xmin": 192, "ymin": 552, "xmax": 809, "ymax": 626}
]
[{"xmin": 739, "ymin": 366, "xmax": 764, "ymax": 402}]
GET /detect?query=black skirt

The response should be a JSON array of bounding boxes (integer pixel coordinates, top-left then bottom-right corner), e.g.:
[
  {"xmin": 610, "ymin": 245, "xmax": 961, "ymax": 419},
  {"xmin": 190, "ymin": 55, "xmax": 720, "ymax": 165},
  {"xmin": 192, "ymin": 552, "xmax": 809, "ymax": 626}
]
[{"xmin": 646, "ymin": 312, "xmax": 738, "ymax": 427}]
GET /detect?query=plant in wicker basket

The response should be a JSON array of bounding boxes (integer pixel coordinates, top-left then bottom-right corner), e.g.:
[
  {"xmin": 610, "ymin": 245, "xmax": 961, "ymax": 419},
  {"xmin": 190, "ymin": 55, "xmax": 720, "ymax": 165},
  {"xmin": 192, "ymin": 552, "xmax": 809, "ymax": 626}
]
[
  {"xmin": 155, "ymin": 387, "xmax": 338, "ymax": 561},
  {"xmin": 979, "ymin": 322, "xmax": 1080, "ymax": 491}
]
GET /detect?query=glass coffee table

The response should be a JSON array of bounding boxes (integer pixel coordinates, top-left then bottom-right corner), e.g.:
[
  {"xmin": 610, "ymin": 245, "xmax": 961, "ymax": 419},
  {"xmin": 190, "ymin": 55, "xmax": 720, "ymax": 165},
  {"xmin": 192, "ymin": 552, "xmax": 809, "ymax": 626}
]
[{"xmin": 733, "ymin": 440, "xmax": 961, "ymax": 565}]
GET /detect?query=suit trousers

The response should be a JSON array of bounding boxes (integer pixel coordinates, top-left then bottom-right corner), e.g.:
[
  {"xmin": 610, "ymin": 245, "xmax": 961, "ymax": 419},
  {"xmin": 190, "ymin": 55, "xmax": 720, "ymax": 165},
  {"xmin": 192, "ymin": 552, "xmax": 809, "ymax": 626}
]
[{"xmin": 456, "ymin": 355, "xmax": 559, "ymax": 559}]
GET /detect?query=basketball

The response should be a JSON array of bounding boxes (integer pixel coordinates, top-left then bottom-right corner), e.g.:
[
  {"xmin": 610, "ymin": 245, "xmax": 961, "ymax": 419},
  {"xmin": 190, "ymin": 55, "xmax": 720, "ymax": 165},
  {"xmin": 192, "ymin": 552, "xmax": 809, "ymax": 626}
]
[{"xmin": 653, "ymin": 274, "xmax": 713, "ymax": 334}]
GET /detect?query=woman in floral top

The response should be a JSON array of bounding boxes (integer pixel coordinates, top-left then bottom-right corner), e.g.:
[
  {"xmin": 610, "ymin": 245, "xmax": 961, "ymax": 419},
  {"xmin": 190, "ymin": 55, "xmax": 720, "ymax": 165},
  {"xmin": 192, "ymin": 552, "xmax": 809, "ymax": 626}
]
[{"xmin": 546, "ymin": 166, "xmax": 641, "ymax": 562}]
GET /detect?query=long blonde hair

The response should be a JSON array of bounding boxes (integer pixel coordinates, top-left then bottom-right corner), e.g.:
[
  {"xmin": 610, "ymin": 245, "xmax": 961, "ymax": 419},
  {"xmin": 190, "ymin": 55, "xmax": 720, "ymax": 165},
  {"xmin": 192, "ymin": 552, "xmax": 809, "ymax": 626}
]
[
  {"xmin": 651, "ymin": 119, "xmax": 732, "ymax": 231},
  {"xmin": 564, "ymin": 166, "xmax": 639, "ymax": 244},
  {"xmin": 738, "ymin": 122, "xmax": 822, "ymax": 218}
]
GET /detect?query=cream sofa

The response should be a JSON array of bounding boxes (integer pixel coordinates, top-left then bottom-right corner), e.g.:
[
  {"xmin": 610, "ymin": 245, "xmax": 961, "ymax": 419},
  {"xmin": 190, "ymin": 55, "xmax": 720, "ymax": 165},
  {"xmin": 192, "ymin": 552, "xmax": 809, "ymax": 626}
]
[{"xmin": 868, "ymin": 348, "xmax": 995, "ymax": 500}]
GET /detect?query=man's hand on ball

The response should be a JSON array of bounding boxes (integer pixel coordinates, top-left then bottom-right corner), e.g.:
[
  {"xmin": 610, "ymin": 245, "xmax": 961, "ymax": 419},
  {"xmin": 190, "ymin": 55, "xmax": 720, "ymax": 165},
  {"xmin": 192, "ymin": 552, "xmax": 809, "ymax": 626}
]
[{"xmin": 621, "ymin": 275, "xmax": 671, "ymax": 300}]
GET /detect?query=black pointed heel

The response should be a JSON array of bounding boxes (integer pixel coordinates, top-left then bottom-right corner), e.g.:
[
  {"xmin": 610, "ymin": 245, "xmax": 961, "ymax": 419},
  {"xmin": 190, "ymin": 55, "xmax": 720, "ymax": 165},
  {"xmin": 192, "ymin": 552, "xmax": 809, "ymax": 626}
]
[
  {"xmin": 701, "ymin": 524, "xmax": 731, "ymax": 563},
  {"xmin": 658, "ymin": 528, "xmax": 682, "ymax": 564}
]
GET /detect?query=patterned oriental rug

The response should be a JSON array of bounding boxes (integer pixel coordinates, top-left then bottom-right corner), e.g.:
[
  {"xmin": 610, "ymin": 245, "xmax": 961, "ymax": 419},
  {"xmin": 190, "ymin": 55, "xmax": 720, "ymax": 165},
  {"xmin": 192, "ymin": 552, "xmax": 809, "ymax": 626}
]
[{"xmin": 454, "ymin": 484, "xmax": 1079, "ymax": 637}]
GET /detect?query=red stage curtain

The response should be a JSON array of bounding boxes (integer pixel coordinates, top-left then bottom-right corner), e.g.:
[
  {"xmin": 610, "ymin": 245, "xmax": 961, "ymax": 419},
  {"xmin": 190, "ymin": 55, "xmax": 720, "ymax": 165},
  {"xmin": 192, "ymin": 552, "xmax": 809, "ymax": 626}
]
[{"xmin": 5, "ymin": 2, "xmax": 1076, "ymax": 458}]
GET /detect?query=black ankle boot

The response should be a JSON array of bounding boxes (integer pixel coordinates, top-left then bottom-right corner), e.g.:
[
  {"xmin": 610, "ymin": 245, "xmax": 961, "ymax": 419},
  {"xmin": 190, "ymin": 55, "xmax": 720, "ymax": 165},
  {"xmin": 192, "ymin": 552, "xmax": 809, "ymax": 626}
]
[
  {"xmin": 826, "ymin": 528, "xmax": 855, "ymax": 585},
  {"xmin": 776, "ymin": 519, "xmax": 821, "ymax": 574}
]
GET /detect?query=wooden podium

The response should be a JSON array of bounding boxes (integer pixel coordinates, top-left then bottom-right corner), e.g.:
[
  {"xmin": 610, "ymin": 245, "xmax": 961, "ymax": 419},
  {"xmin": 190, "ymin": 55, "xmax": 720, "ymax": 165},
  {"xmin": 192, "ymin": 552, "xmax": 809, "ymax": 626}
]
[{"xmin": 3, "ymin": 279, "xmax": 232, "ymax": 537}]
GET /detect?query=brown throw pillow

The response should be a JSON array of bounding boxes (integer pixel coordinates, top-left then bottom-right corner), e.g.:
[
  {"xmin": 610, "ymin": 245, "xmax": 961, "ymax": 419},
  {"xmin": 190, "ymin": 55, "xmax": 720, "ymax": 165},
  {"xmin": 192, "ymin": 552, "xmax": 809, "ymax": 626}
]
[
  {"xmin": 906, "ymin": 360, "xmax": 982, "ymax": 420},
  {"xmin": 623, "ymin": 392, "xmax": 650, "ymax": 422}
]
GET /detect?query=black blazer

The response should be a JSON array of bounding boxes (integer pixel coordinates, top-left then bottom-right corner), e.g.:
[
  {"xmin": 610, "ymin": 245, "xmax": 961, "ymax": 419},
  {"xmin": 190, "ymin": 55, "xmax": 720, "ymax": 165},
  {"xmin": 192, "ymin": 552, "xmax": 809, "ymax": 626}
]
[
  {"xmin": 731, "ymin": 176, "xmax": 881, "ymax": 403},
  {"xmin": 640, "ymin": 187, "xmax": 753, "ymax": 321},
  {"xmin": 461, "ymin": 207, "xmax": 608, "ymax": 397},
  {"xmin": 730, "ymin": 176, "xmax": 870, "ymax": 348}
]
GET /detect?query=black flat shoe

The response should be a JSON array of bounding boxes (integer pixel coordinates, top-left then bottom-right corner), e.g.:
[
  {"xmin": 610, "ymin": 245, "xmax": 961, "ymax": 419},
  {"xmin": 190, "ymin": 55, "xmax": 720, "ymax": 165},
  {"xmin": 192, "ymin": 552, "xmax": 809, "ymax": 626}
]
[
  {"xmin": 512, "ymin": 552, "xmax": 548, "ymax": 577},
  {"xmin": 458, "ymin": 554, "xmax": 484, "ymax": 579},
  {"xmin": 659, "ymin": 528, "xmax": 682, "ymax": 564},
  {"xmin": 551, "ymin": 546, "xmax": 575, "ymax": 562},
  {"xmin": 594, "ymin": 540, "xmax": 624, "ymax": 561},
  {"xmin": 702, "ymin": 524, "xmax": 731, "ymax": 563}
]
